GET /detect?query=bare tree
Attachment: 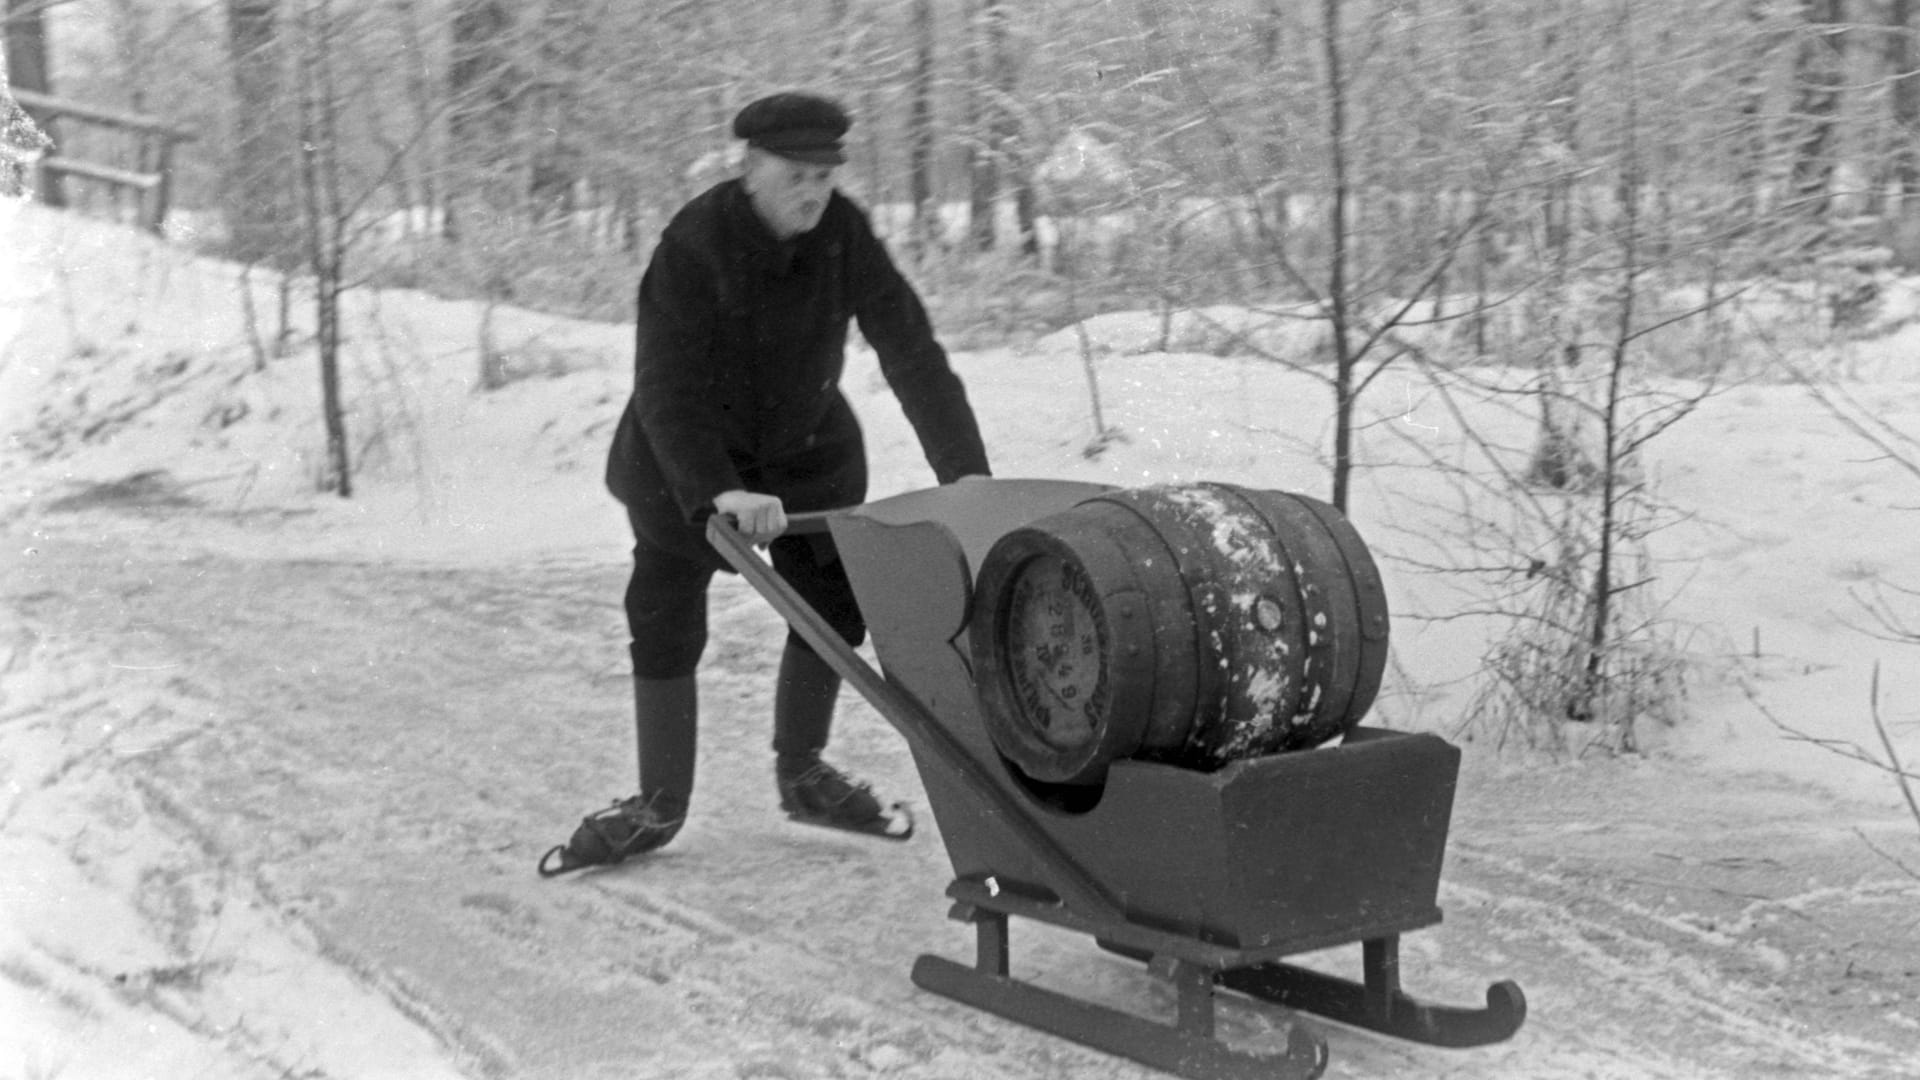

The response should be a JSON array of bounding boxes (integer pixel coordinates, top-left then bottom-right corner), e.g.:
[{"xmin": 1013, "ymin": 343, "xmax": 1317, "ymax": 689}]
[
  {"xmin": 960, "ymin": 0, "xmax": 1035, "ymax": 256},
  {"xmin": 1120, "ymin": 0, "xmax": 1502, "ymax": 512},
  {"xmin": 273, "ymin": 0, "xmax": 452, "ymax": 493},
  {"xmin": 1318, "ymin": 0, "xmax": 1359, "ymax": 509},
  {"xmin": 291, "ymin": 0, "xmax": 351, "ymax": 494},
  {"xmin": 1789, "ymin": 0, "xmax": 1847, "ymax": 220},
  {"xmin": 906, "ymin": 0, "xmax": 936, "ymax": 255},
  {"xmin": 223, "ymin": 0, "xmax": 300, "ymax": 358},
  {"xmin": 1888, "ymin": 0, "xmax": 1919, "ymax": 205},
  {"xmin": 1432, "ymin": 0, "xmax": 1745, "ymax": 755},
  {"xmin": 444, "ymin": 0, "xmax": 515, "ymax": 242},
  {"xmin": 225, "ymin": 0, "xmax": 288, "ymax": 264},
  {"xmin": 963, "ymin": 0, "xmax": 995, "ymax": 252}
]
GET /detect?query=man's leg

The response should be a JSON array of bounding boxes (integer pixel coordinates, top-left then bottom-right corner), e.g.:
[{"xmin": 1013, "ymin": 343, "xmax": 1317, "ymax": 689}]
[
  {"xmin": 623, "ymin": 534, "xmax": 715, "ymax": 823},
  {"xmin": 631, "ymin": 673, "xmax": 697, "ymax": 817},
  {"xmin": 767, "ymin": 534, "xmax": 908, "ymax": 837},
  {"xmin": 771, "ymin": 633, "xmax": 840, "ymax": 762},
  {"xmin": 540, "ymin": 530, "xmax": 712, "ymax": 876},
  {"xmin": 768, "ymin": 531, "xmax": 863, "ymax": 760}
]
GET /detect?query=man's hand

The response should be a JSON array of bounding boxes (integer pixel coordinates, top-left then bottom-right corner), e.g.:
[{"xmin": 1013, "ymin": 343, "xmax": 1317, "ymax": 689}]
[{"xmin": 714, "ymin": 490, "xmax": 788, "ymax": 545}]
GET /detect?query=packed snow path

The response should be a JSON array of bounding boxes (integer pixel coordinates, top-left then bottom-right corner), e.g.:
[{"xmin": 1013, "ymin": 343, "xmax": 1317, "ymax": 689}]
[{"xmin": 3, "ymin": 501, "xmax": 1915, "ymax": 1079}]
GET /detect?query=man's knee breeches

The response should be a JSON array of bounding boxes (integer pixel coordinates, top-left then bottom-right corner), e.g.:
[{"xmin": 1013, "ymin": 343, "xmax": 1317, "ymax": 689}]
[
  {"xmin": 768, "ymin": 532, "xmax": 867, "ymax": 657},
  {"xmin": 623, "ymin": 530, "xmax": 866, "ymax": 679},
  {"xmin": 624, "ymin": 544, "xmax": 713, "ymax": 679}
]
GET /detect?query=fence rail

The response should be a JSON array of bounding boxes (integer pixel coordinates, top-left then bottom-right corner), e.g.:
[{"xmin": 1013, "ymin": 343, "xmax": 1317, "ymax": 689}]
[{"xmin": 10, "ymin": 88, "xmax": 195, "ymax": 234}]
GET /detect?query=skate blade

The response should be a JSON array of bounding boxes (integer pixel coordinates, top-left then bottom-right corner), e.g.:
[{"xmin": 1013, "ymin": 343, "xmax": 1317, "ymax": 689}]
[{"xmin": 786, "ymin": 802, "xmax": 915, "ymax": 841}]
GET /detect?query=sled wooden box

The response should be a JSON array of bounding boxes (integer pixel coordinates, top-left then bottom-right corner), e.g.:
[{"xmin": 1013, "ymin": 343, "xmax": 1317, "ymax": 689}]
[{"xmin": 917, "ymin": 726, "xmax": 1460, "ymax": 951}]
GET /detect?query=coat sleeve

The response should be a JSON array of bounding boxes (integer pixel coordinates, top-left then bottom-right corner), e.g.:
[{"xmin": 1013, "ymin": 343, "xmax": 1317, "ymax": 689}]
[
  {"xmin": 633, "ymin": 236, "xmax": 744, "ymax": 521},
  {"xmin": 847, "ymin": 211, "xmax": 992, "ymax": 483}
]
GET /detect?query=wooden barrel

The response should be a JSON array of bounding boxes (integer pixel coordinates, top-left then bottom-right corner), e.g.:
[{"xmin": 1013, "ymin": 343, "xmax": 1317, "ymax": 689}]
[{"xmin": 967, "ymin": 483, "xmax": 1389, "ymax": 786}]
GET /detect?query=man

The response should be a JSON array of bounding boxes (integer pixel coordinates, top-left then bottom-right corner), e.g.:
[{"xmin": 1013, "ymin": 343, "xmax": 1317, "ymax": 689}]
[{"xmin": 540, "ymin": 92, "xmax": 990, "ymax": 876}]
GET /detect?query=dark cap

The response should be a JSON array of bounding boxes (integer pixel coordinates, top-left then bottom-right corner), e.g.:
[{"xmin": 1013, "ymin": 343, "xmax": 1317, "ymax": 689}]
[{"xmin": 732, "ymin": 92, "xmax": 850, "ymax": 165}]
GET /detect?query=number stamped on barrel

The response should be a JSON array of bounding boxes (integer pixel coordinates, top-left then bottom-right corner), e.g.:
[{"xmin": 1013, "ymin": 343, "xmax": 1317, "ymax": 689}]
[{"xmin": 1005, "ymin": 555, "xmax": 1111, "ymax": 750}]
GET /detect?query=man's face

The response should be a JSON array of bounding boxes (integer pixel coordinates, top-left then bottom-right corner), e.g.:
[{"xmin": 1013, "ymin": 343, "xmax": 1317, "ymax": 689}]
[{"xmin": 744, "ymin": 151, "xmax": 839, "ymax": 239}]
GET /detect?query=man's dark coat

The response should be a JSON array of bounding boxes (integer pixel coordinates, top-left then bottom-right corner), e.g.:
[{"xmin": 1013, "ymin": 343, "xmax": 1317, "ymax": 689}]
[{"xmin": 606, "ymin": 178, "xmax": 990, "ymax": 563}]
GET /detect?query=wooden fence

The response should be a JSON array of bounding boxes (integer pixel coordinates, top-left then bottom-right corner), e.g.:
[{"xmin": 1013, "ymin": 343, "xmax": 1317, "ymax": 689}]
[{"xmin": 10, "ymin": 88, "xmax": 195, "ymax": 234}]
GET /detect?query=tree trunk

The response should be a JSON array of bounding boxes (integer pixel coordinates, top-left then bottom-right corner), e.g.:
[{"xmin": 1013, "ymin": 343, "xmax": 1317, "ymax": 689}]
[
  {"xmin": 445, "ymin": 0, "xmax": 516, "ymax": 239},
  {"xmin": 295, "ymin": 0, "xmax": 351, "ymax": 496},
  {"xmin": 1539, "ymin": 3, "xmax": 1582, "ymax": 260},
  {"xmin": 988, "ymin": 0, "xmax": 1037, "ymax": 256},
  {"xmin": 1789, "ymin": 0, "xmax": 1846, "ymax": 218},
  {"xmin": 1576, "ymin": 21, "xmax": 1650, "ymax": 738},
  {"xmin": 1527, "ymin": 1, "xmax": 1589, "ymax": 494},
  {"xmin": 225, "ymin": 0, "xmax": 300, "ymax": 268},
  {"xmin": 5, "ymin": 0, "xmax": 63, "ymax": 205},
  {"xmin": 965, "ymin": 0, "xmax": 998, "ymax": 252},
  {"xmin": 1889, "ymin": 0, "xmax": 1918, "ymax": 204},
  {"xmin": 527, "ymin": 0, "xmax": 588, "ymax": 221},
  {"xmin": 1321, "ymin": 0, "xmax": 1356, "ymax": 513},
  {"xmin": 907, "ymin": 0, "xmax": 936, "ymax": 255},
  {"xmin": 1014, "ymin": 176, "xmax": 1039, "ymax": 257},
  {"xmin": 1734, "ymin": 0, "xmax": 1780, "ymax": 221},
  {"xmin": 389, "ymin": 0, "xmax": 440, "ymax": 234}
]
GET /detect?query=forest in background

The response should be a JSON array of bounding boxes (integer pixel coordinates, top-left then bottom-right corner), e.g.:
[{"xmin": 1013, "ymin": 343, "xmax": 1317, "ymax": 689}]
[
  {"xmin": 14, "ymin": 0, "xmax": 1920, "ymax": 506},
  {"xmin": 7, "ymin": 0, "xmax": 1920, "ymax": 766},
  {"xmin": 8, "ymin": 0, "xmax": 1920, "ymax": 328}
]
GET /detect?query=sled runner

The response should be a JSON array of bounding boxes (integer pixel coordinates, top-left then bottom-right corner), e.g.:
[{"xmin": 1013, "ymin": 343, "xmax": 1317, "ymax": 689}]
[{"xmin": 708, "ymin": 478, "xmax": 1525, "ymax": 1080}]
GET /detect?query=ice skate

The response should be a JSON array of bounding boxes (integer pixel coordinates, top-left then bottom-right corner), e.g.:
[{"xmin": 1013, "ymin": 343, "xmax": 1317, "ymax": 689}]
[
  {"xmin": 538, "ymin": 790, "xmax": 687, "ymax": 876},
  {"xmin": 776, "ymin": 754, "xmax": 913, "ymax": 840}
]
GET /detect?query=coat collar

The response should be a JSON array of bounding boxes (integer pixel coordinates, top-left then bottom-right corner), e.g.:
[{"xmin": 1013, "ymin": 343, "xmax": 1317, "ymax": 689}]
[
  {"xmin": 722, "ymin": 179, "xmax": 784, "ymax": 251},
  {"xmin": 720, "ymin": 178, "xmax": 842, "ymax": 276}
]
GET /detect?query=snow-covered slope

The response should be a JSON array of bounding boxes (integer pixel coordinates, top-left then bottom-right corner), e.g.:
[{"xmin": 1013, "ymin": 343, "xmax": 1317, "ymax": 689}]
[{"xmin": 5, "ymin": 201, "xmax": 1918, "ymax": 1078}]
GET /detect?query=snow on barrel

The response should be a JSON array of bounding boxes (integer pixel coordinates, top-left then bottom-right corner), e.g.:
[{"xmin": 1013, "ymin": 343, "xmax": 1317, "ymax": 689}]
[{"xmin": 968, "ymin": 483, "xmax": 1389, "ymax": 786}]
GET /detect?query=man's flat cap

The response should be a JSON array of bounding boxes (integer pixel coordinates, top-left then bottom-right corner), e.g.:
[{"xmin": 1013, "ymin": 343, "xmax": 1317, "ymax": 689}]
[{"xmin": 733, "ymin": 93, "xmax": 850, "ymax": 165}]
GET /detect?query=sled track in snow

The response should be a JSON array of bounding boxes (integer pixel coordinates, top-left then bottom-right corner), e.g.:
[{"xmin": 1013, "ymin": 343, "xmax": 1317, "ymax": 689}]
[{"xmin": 5, "ymin": 511, "xmax": 1917, "ymax": 1078}]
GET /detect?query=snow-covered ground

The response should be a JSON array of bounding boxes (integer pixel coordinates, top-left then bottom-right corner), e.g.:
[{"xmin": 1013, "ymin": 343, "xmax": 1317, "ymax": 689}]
[{"xmin": 3, "ymin": 198, "xmax": 1918, "ymax": 1079}]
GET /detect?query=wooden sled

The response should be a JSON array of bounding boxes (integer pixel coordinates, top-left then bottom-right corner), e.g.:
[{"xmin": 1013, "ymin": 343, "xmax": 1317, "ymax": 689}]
[{"xmin": 708, "ymin": 479, "xmax": 1524, "ymax": 1079}]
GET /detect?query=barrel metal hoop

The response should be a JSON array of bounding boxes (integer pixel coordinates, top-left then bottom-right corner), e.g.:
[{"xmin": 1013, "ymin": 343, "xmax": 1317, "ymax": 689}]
[
  {"xmin": 1084, "ymin": 488, "xmax": 1232, "ymax": 754},
  {"xmin": 1232, "ymin": 488, "xmax": 1362, "ymax": 743},
  {"xmin": 1073, "ymin": 495, "xmax": 1202, "ymax": 756},
  {"xmin": 1284, "ymin": 493, "xmax": 1392, "ymax": 721}
]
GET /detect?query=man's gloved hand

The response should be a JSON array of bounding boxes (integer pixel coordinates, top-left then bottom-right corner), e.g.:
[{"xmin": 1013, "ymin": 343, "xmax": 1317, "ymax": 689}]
[{"xmin": 714, "ymin": 490, "xmax": 788, "ymax": 545}]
